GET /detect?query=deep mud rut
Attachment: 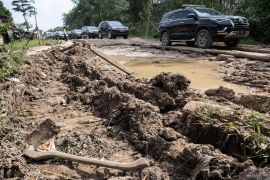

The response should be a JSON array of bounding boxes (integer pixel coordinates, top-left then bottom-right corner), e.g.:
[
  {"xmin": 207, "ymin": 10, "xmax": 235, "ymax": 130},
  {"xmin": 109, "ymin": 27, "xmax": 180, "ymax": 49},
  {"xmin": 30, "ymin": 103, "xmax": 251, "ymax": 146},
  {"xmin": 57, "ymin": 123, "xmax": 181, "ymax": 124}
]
[{"xmin": 1, "ymin": 39, "xmax": 270, "ymax": 180}]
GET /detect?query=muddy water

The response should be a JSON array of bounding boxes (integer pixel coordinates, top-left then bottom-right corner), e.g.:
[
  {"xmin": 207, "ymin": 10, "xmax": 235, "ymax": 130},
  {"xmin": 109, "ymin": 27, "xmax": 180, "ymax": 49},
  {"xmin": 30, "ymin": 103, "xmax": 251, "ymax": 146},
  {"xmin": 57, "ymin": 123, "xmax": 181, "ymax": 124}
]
[
  {"xmin": 112, "ymin": 56, "xmax": 250, "ymax": 94},
  {"xmin": 100, "ymin": 45, "xmax": 250, "ymax": 94}
]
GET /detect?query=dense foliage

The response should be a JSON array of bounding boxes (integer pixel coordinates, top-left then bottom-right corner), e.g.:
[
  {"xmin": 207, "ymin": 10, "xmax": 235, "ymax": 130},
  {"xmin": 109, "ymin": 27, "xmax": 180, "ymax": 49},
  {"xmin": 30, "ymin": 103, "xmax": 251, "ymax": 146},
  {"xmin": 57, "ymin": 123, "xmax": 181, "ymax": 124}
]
[
  {"xmin": 0, "ymin": 0, "xmax": 12, "ymax": 21},
  {"xmin": 62, "ymin": 0, "xmax": 269, "ymax": 43},
  {"xmin": 235, "ymin": 0, "xmax": 270, "ymax": 43}
]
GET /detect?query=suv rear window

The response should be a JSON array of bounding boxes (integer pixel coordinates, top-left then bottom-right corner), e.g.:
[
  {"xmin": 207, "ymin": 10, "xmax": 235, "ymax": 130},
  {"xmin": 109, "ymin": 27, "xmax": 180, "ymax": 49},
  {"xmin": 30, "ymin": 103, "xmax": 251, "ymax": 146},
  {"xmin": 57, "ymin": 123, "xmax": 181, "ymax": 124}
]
[
  {"xmin": 194, "ymin": 8, "xmax": 222, "ymax": 17},
  {"xmin": 171, "ymin": 10, "xmax": 194, "ymax": 20},
  {"xmin": 161, "ymin": 13, "xmax": 172, "ymax": 21}
]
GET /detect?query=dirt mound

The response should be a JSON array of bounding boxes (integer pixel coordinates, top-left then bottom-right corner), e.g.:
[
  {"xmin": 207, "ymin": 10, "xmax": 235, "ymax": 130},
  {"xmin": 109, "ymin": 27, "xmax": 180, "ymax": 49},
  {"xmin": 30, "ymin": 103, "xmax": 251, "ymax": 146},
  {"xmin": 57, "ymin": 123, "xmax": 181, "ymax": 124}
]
[
  {"xmin": 150, "ymin": 72, "xmax": 190, "ymax": 94},
  {"xmin": 60, "ymin": 43, "xmax": 269, "ymax": 179},
  {"xmin": 223, "ymin": 60, "xmax": 270, "ymax": 93},
  {"xmin": 205, "ymin": 86, "xmax": 236, "ymax": 100},
  {"xmin": 1, "ymin": 42, "xmax": 270, "ymax": 179},
  {"xmin": 238, "ymin": 95, "xmax": 270, "ymax": 113},
  {"xmin": 62, "ymin": 48, "xmax": 193, "ymax": 112}
]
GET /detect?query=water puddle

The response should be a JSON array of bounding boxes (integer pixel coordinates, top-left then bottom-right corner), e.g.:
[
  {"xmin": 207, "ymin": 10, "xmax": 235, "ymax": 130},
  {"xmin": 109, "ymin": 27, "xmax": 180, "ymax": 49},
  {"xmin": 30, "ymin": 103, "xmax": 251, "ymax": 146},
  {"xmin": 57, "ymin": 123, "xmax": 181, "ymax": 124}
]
[{"xmin": 101, "ymin": 45, "xmax": 251, "ymax": 94}]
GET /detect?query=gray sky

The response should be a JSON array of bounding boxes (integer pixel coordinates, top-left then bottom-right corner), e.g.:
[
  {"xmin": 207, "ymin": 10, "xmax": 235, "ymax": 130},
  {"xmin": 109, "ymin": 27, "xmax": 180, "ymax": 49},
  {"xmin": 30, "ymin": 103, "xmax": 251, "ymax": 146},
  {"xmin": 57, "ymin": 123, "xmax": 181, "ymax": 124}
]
[{"xmin": 2, "ymin": 0, "xmax": 74, "ymax": 31}]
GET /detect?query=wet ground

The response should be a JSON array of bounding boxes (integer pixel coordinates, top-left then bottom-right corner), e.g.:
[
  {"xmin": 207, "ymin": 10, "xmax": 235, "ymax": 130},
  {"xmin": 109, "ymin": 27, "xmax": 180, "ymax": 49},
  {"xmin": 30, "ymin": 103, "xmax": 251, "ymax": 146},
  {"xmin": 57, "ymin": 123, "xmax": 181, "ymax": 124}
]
[
  {"xmin": 1, "ymin": 39, "xmax": 270, "ymax": 179},
  {"xmin": 100, "ymin": 45, "xmax": 250, "ymax": 94}
]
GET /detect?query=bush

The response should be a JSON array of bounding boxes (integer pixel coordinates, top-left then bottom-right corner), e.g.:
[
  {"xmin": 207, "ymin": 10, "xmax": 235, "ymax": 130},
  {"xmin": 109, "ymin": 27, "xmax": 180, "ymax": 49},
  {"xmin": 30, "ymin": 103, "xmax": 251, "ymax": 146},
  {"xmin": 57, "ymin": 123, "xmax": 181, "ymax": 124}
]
[{"xmin": 0, "ymin": 50, "xmax": 25, "ymax": 80}]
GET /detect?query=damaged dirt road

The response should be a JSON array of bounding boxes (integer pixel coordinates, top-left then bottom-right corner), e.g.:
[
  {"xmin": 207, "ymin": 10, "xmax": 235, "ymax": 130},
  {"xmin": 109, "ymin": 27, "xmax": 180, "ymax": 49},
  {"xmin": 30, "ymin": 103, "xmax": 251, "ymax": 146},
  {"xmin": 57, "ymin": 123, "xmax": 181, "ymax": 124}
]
[{"xmin": 1, "ymin": 38, "xmax": 270, "ymax": 179}]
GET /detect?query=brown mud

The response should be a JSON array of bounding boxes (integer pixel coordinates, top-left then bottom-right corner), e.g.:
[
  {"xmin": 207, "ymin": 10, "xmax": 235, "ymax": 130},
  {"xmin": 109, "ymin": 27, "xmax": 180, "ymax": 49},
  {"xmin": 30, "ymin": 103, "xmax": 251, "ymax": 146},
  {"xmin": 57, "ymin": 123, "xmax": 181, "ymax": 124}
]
[
  {"xmin": 0, "ymin": 39, "xmax": 270, "ymax": 179},
  {"xmin": 100, "ymin": 45, "xmax": 251, "ymax": 94}
]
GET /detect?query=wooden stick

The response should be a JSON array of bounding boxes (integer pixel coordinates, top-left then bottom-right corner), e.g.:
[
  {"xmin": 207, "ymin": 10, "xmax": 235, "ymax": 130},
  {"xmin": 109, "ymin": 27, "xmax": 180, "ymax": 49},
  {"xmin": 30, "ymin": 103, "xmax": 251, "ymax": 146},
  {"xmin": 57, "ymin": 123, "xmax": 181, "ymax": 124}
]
[
  {"xmin": 90, "ymin": 45, "xmax": 133, "ymax": 75},
  {"xmin": 24, "ymin": 149, "xmax": 149, "ymax": 171}
]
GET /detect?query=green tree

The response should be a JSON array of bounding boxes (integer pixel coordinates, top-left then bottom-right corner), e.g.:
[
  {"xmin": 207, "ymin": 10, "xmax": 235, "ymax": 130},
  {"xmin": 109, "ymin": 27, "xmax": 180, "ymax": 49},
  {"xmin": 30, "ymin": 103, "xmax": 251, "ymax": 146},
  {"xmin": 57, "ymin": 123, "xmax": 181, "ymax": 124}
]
[
  {"xmin": 0, "ymin": 0, "xmax": 12, "ymax": 21},
  {"xmin": 11, "ymin": 0, "xmax": 35, "ymax": 30},
  {"xmin": 236, "ymin": 0, "xmax": 270, "ymax": 43},
  {"xmin": 64, "ymin": 0, "xmax": 128, "ymax": 29}
]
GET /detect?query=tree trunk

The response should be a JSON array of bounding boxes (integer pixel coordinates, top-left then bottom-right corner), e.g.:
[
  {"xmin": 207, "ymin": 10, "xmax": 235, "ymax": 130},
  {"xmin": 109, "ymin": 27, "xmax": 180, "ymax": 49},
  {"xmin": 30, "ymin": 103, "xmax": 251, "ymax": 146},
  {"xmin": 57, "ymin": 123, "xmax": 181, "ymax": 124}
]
[{"xmin": 23, "ymin": 13, "xmax": 29, "ymax": 31}]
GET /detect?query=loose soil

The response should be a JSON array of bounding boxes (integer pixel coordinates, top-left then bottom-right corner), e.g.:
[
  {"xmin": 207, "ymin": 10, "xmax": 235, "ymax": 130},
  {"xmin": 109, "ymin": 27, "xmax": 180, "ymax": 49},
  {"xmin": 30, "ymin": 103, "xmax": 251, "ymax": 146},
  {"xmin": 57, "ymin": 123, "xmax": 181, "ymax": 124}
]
[{"xmin": 1, "ymin": 38, "xmax": 270, "ymax": 180}]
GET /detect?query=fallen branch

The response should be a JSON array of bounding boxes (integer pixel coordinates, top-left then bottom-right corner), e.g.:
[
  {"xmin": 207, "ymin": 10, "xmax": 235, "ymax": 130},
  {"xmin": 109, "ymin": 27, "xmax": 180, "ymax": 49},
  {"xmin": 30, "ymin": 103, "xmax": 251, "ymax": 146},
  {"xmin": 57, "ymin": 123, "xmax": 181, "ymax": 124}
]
[
  {"xmin": 235, "ymin": 46, "xmax": 270, "ymax": 54},
  {"xmin": 204, "ymin": 49, "xmax": 270, "ymax": 62},
  {"xmin": 129, "ymin": 43, "xmax": 270, "ymax": 62},
  {"xmin": 90, "ymin": 45, "xmax": 133, "ymax": 75},
  {"xmin": 24, "ymin": 149, "xmax": 149, "ymax": 171}
]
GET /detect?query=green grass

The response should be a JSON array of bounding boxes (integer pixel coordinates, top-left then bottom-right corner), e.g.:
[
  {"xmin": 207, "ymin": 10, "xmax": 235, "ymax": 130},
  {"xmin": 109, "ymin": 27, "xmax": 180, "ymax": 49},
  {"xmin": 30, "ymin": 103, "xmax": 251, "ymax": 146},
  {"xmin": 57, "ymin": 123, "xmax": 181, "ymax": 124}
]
[
  {"xmin": 0, "ymin": 50, "xmax": 25, "ymax": 80},
  {"xmin": 4, "ymin": 38, "xmax": 59, "ymax": 51},
  {"xmin": 0, "ymin": 38, "xmax": 58, "ymax": 80}
]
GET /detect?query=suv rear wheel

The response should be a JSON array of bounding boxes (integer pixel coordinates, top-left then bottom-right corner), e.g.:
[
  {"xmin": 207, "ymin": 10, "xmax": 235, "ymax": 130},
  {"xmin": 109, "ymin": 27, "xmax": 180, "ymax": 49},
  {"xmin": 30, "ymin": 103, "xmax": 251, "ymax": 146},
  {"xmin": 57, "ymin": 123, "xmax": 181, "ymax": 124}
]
[
  {"xmin": 161, "ymin": 32, "xmax": 172, "ymax": 46},
  {"xmin": 196, "ymin": 29, "xmax": 213, "ymax": 48},
  {"xmin": 225, "ymin": 39, "xmax": 240, "ymax": 47}
]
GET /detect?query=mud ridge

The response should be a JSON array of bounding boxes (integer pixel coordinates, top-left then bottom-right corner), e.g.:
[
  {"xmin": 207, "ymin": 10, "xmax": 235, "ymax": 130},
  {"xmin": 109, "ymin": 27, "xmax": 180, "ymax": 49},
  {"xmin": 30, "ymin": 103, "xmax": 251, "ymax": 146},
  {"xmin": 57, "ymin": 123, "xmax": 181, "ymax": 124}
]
[{"xmin": 1, "ymin": 41, "xmax": 270, "ymax": 179}]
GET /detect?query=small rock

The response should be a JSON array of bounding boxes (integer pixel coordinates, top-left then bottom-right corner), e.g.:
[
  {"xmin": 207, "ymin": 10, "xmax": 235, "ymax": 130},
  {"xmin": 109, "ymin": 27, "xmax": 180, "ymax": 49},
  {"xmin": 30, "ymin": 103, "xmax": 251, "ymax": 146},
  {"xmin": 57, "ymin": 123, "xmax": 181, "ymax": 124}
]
[
  {"xmin": 216, "ymin": 54, "xmax": 235, "ymax": 62},
  {"xmin": 205, "ymin": 86, "xmax": 235, "ymax": 100},
  {"xmin": 160, "ymin": 127, "xmax": 179, "ymax": 141},
  {"xmin": 8, "ymin": 77, "xmax": 21, "ymax": 83}
]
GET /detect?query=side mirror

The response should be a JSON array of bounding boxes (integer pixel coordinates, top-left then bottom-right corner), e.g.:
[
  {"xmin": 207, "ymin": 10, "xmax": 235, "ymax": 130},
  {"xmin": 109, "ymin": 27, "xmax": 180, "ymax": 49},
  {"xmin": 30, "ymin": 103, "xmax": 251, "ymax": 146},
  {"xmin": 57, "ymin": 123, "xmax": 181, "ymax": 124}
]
[{"xmin": 187, "ymin": 13, "xmax": 196, "ymax": 19}]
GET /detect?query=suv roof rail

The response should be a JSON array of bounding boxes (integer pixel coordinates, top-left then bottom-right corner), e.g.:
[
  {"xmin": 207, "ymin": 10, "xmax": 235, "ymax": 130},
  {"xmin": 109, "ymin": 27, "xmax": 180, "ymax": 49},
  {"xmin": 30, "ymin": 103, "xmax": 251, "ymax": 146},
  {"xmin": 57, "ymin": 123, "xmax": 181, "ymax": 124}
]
[{"xmin": 182, "ymin": 4, "xmax": 205, "ymax": 8}]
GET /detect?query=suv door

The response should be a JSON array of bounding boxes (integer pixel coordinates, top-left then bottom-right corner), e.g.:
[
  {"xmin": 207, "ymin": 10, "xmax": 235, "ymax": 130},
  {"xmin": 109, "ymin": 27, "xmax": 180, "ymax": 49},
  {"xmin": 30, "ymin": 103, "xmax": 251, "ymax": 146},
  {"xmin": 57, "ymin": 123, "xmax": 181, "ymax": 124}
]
[
  {"xmin": 178, "ymin": 10, "xmax": 197, "ymax": 39},
  {"xmin": 169, "ymin": 10, "xmax": 184, "ymax": 39}
]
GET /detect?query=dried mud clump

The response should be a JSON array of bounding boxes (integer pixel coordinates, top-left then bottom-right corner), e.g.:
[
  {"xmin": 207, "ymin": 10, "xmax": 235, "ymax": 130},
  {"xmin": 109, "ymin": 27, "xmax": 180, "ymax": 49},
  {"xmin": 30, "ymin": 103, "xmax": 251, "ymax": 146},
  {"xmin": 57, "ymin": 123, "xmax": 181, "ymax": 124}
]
[
  {"xmin": 205, "ymin": 86, "xmax": 236, "ymax": 100},
  {"xmin": 238, "ymin": 95, "xmax": 270, "ymax": 113},
  {"xmin": 62, "ymin": 50, "xmax": 192, "ymax": 112},
  {"xmin": 0, "ymin": 118, "xmax": 27, "ymax": 179},
  {"xmin": 150, "ymin": 72, "xmax": 191, "ymax": 95},
  {"xmin": 90, "ymin": 87, "xmax": 255, "ymax": 179},
  {"xmin": 180, "ymin": 101, "xmax": 270, "ymax": 162}
]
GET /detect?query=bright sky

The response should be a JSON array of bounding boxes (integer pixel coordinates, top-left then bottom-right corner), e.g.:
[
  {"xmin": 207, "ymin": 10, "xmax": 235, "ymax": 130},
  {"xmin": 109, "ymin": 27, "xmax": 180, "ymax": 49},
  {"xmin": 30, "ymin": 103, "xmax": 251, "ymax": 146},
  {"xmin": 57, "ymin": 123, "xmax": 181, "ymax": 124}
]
[{"xmin": 2, "ymin": 0, "xmax": 74, "ymax": 31}]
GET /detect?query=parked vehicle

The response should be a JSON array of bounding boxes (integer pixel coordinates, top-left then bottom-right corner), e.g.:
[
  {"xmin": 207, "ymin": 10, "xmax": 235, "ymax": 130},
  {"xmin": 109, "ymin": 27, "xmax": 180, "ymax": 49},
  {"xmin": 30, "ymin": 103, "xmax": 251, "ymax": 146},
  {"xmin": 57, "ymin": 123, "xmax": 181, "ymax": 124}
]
[
  {"xmin": 159, "ymin": 5, "xmax": 250, "ymax": 48},
  {"xmin": 45, "ymin": 31, "xmax": 55, "ymax": 39},
  {"xmin": 82, "ymin": 26, "xmax": 99, "ymax": 39},
  {"xmin": 68, "ymin": 29, "xmax": 83, "ymax": 39},
  {"xmin": 98, "ymin": 21, "xmax": 129, "ymax": 39},
  {"xmin": 54, "ymin": 31, "xmax": 65, "ymax": 40}
]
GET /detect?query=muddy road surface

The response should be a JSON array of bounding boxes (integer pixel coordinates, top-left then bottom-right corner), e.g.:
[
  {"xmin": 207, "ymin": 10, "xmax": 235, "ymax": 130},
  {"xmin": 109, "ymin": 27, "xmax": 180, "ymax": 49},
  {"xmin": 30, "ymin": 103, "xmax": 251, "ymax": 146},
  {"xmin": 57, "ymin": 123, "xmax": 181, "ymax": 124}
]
[{"xmin": 1, "ymin": 38, "xmax": 270, "ymax": 179}]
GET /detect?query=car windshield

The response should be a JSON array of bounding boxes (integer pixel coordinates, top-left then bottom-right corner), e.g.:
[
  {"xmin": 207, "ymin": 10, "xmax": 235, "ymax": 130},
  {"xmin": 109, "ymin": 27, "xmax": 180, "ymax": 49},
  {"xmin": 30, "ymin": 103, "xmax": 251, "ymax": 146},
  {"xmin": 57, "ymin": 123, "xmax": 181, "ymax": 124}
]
[
  {"xmin": 75, "ymin": 30, "xmax": 82, "ymax": 33},
  {"xmin": 108, "ymin": 21, "xmax": 123, "ymax": 26},
  {"xmin": 194, "ymin": 8, "xmax": 222, "ymax": 17}
]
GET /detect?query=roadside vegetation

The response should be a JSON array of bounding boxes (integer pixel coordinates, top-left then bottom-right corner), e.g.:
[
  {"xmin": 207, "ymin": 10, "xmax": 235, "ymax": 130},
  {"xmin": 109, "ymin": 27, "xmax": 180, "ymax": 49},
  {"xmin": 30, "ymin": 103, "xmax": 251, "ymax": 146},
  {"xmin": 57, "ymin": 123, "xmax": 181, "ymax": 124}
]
[
  {"xmin": 0, "ymin": 49, "xmax": 24, "ymax": 80},
  {"xmin": 64, "ymin": 0, "xmax": 270, "ymax": 44},
  {"xmin": 4, "ymin": 38, "xmax": 58, "ymax": 51},
  {"xmin": 0, "ymin": 38, "xmax": 58, "ymax": 80}
]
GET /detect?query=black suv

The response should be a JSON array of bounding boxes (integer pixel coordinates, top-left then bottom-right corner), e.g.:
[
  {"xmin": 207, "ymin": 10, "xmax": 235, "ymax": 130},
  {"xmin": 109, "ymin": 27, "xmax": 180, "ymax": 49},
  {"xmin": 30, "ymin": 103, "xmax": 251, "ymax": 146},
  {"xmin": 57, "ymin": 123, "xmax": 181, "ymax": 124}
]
[
  {"xmin": 82, "ymin": 26, "xmax": 99, "ymax": 39},
  {"xmin": 68, "ymin": 29, "xmax": 83, "ymax": 39},
  {"xmin": 98, "ymin": 21, "xmax": 129, "ymax": 39},
  {"xmin": 159, "ymin": 5, "xmax": 249, "ymax": 48}
]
